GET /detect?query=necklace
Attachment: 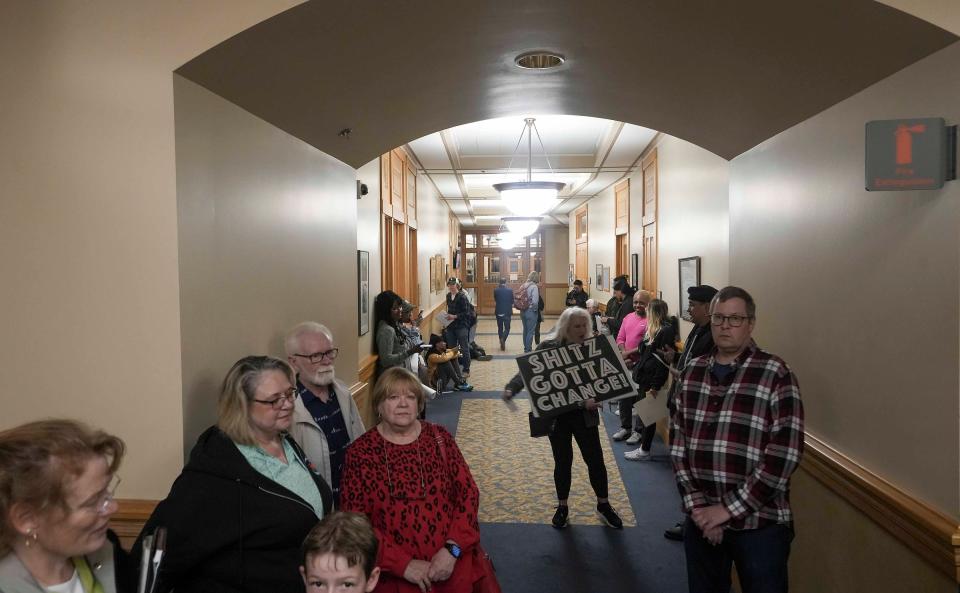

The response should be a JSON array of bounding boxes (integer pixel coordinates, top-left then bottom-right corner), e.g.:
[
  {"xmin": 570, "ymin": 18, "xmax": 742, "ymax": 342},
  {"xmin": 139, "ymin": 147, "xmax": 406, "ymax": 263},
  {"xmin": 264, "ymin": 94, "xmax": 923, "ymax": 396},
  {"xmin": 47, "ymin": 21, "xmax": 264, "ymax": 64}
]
[{"xmin": 382, "ymin": 435, "xmax": 427, "ymax": 500}]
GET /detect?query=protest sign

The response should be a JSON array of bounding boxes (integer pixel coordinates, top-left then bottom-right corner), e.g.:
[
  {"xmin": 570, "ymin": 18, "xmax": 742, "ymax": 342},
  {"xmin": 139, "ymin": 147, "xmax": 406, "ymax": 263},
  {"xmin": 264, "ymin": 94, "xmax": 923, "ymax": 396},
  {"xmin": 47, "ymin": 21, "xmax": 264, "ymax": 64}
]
[{"xmin": 516, "ymin": 335, "xmax": 637, "ymax": 419}]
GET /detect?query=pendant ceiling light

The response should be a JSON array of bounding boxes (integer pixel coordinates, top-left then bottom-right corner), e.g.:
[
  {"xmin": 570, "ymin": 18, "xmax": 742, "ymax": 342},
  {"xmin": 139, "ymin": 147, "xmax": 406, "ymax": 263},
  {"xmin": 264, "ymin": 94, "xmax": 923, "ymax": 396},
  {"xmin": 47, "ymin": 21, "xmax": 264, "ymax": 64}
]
[
  {"xmin": 498, "ymin": 231, "xmax": 520, "ymax": 249},
  {"xmin": 493, "ymin": 117, "xmax": 565, "ymax": 222},
  {"xmin": 502, "ymin": 217, "xmax": 541, "ymax": 238}
]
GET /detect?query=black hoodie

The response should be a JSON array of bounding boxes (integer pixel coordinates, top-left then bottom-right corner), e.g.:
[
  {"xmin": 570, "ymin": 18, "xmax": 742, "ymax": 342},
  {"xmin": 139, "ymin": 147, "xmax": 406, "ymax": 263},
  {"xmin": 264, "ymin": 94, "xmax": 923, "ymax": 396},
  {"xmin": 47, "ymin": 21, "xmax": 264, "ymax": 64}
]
[{"xmin": 136, "ymin": 426, "xmax": 332, "ymax": 593}]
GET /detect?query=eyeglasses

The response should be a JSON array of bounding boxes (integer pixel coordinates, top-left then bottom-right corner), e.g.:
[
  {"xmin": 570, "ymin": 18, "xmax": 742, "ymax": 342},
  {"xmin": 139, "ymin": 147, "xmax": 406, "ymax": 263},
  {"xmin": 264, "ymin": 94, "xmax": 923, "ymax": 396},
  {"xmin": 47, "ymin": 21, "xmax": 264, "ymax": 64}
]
[
  {"xmin": 292, "ymin": 349, "xmax": 339, "ymax": 364},
  {"xmin": 73, "ymin": 474, "xmax": 121, "ymax": 516},
  {"xmin": 710, "ymin": 314, "xmax": 754, "ymax": 327},
  {"xmin": 253, "ymin": 388, "xmax": 299, "ymax": 409}
]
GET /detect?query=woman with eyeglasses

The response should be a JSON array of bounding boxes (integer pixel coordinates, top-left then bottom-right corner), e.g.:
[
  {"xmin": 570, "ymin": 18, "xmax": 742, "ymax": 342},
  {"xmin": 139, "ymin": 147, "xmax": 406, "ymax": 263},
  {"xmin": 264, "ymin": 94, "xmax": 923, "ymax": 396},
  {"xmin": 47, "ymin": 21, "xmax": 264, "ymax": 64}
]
[
  {"xmin": 0, "ymin": 419, "xmax": 134, "ymax": 593},
  {"xmin": 340, "ymin": 368, "xmax": 485, "ymax": 593},
  {"xmin": 137, "ymin": 356, "xmax": 332, "ymax": 593}
]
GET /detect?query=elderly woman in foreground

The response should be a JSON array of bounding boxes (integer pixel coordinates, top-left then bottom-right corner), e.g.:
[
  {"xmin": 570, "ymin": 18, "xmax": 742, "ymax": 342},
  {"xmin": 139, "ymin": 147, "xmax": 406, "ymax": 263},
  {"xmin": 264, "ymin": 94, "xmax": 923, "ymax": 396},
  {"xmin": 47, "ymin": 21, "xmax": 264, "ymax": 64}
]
[
  {"xmin": 340, "ymin": 367, "xmax": 489, "ymax": 593},
  {"xmin": 503, "ymin": 306, "xmax": 624, "ymax": 530},
  {"xmin": 0, "ymin": 419, "xmax": 134, "ymax": 593},
  {"xmin": 138, "ymin": 355, "xmax": 332, "ymax": 593}
]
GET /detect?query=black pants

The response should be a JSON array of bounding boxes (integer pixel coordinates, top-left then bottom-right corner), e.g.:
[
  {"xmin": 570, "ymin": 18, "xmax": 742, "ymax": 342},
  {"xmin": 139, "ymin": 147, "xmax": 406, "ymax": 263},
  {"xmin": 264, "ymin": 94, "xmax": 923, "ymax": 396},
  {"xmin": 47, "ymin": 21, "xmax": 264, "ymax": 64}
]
[
  {"xmin": 436, "ymin": 360, "xmax": 464, "ymax": 389},
  {"xmin": 548, "ymin": 411, "xmax": 608, "ymax": 500},
  {"xmin": 684, "ymin": 517, "xmax": 793, "ymax": 593},
  {"xmin": 618, "ymin": 395, "xmax": 639, "ymax": 431}
]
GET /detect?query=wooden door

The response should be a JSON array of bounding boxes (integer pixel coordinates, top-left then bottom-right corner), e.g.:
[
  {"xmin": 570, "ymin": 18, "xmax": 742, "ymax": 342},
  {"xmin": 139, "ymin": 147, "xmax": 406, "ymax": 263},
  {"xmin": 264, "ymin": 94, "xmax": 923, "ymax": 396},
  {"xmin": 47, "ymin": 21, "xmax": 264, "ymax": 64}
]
[
  {"xmin": 380, "ymin": 154, "xmax": 392, "ymax": 215},
  {"xmin": 616, "ymin": 234, "xmax": 629, "ymax": 278},
  {"xmin": 575, "ymin": 242, "xmax": 588, "ymax": 287},
  {"xmin": 479, "ymin": 252, "xmax": 501, "ymax": 314},
  {"xmin": 642, "ymin": 150, "xmax": 657, "ymax": 226},
  {"xmin": 390, "ymin": 150, "xmax": 405, "ymax": 224},
  {"xmin": 615, "ymin": 179, "xmax": 629, "ymax": 234},
  {"xmin": 405, "ymin": 161, "xmax": 417, "ymax": 228},
  {"xmin": 382, "ymin": 216, "xmax": 393, "ymax": 289},
  {"xmin": 409, "ymin": 229, "xmax": 418, "ymax": 304},
  {"xmin": 393, "ymin": 222, "xmax": 407, "ymax": 298},
  {"xmin": 642, "ymin": 223, "xmax": 657, "ymax": 295}
]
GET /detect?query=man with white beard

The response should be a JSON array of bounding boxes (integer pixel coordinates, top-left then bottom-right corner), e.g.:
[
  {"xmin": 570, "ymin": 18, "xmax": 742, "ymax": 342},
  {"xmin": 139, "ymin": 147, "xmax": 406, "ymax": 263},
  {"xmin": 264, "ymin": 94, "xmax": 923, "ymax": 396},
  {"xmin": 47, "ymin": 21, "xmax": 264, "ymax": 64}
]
[{"xmin": 285, "ymin": 322, "xmax": 365, "ymax": 504}]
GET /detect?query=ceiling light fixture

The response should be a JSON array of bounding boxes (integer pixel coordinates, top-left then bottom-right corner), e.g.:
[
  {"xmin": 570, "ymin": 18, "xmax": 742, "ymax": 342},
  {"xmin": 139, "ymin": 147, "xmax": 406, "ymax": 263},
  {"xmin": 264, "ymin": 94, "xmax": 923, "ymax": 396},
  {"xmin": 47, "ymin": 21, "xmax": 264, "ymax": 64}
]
[
  {"xmin": 493, "ymin": 117, "xmax": 565, "ymax": 222},
  {"xmin": 515, "ymin": 52, "xmax": 565, "ymax": 70},
  {"xmin": 502, "ymin": 217, "xmax": 541, "ymax": 237}
]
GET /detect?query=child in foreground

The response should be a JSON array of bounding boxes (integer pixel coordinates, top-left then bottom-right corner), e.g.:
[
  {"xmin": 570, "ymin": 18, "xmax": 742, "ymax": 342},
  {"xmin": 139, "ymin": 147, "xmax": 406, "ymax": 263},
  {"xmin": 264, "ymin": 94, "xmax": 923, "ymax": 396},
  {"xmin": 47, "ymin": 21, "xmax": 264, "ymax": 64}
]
[{"xmin": 301, "ymin": 511, "xmax": 381, "ymax": 592}]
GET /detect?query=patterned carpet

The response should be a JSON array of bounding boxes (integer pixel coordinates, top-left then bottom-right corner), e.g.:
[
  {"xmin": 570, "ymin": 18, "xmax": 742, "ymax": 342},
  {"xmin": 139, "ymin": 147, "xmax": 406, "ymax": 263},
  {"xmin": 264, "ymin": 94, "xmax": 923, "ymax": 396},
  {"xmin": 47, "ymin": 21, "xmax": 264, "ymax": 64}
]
[
  {"xmin": 427, "ymin": 316, "xmax": 687, "ymax": 593},
  {"xmin": 457, "ymin": 398, "xmax": 637, "ymax": 527}
]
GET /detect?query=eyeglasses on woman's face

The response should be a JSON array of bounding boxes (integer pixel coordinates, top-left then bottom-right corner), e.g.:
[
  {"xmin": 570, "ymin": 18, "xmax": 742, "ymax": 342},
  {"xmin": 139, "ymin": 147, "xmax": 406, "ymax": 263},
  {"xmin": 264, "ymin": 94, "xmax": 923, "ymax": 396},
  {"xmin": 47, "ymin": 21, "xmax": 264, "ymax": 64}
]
[
  {"xmin": 253, "ymin": 387, "xmax": 299, "ymax": 409},
  {"xmin": 292, "ymin": 348, "xmax": 339, "ymax": 364},
  {"xmin": 71, "ymin": 474, "xmax": 121, "ymax": 516}
]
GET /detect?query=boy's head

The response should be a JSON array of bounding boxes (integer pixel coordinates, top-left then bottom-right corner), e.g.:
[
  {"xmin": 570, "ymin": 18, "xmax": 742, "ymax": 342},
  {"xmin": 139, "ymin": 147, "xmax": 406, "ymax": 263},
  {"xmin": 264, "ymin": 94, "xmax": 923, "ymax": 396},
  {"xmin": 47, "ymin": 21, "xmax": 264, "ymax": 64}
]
[{"xmin": 300, "ymin": 512, "xmax": 380, "ymax": 592}]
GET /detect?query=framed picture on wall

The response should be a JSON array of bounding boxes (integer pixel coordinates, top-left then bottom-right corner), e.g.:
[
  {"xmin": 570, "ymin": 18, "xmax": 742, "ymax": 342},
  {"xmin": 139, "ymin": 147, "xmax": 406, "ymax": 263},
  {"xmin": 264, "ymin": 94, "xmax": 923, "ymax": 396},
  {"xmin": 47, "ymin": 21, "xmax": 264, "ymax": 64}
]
[
  {"xmin": 678, "ymin": 256, "xmax": 701, "ymax": 322},
  {"xmin": 602, "ymin": 266, "xmax": 611, "ymax": 291},
  {"xmin": 568, "ymin": 263, "xmax": 574, "ymax": 286},
  {"xmin": 596, "ymin": 264, "xmax": 602, "ymax": 289},
  {"xmin": 631, "ymin": 253, "xmax": 639, "ymax": 287},
  {"xmin": 358, "ymin": 251, "xmax": 370, "ymax": 336}
]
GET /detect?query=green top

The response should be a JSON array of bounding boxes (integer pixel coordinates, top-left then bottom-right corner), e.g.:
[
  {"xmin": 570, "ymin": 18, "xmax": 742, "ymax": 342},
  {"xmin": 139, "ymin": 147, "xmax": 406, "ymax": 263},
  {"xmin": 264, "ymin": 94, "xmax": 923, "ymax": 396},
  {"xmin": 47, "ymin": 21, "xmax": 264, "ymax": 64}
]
[{"xmin": 235, "ymin": 438, "xmax": 324, "ymax": 519}]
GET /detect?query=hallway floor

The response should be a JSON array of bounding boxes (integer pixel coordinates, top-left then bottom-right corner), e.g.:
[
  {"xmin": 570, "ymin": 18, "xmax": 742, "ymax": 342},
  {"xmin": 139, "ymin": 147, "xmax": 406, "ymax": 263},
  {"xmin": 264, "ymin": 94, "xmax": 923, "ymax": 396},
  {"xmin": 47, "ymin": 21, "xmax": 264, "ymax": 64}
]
[{"xmin": 425, "ymin": 316, "xmax": 687, "ymax": 592}]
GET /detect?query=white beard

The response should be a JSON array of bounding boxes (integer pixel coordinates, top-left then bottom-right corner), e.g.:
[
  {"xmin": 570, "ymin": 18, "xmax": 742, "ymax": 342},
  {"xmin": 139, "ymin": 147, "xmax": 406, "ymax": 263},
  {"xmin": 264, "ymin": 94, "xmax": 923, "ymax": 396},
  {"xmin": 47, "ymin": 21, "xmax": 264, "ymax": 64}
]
[{"xmin": 308, "ymin": 366, "xmax": 336, "ymax": 386}]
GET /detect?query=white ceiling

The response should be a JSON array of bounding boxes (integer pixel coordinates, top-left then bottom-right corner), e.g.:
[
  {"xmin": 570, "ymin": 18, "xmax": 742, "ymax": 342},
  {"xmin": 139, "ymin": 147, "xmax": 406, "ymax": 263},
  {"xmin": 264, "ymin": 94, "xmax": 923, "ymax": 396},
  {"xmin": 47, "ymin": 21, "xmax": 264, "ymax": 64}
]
[{"xmin": 405, "ymin": 115, "xmax": 656, "ymax": 227}]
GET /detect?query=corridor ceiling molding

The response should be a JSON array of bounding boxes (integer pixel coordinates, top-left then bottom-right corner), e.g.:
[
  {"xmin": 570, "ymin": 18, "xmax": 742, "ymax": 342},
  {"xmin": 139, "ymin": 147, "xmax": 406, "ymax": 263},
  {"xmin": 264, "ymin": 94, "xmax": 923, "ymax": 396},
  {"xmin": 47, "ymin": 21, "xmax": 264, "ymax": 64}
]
[{"xmin": 176, "ymin": 0, "xmax": 956, "ymax": 169}]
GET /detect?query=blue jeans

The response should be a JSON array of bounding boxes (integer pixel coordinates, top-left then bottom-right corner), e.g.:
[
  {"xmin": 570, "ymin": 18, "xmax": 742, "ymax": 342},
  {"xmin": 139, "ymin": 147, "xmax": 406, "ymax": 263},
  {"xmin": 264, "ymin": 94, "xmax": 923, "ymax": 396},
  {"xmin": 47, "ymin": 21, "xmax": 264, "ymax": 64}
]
[
  {"xmin": 496, "ymin": 314, "xmax": 511, "ymax": 344},
  {"xmin": 683, "ymin": 517, "xmax": 793, "ymax": 593},
  {"xmin": 445, "ymin": 325, "xmax": 470, "ymax": 373},
  {"xmin": 521, "ymin": 309, "xmax": 538, "ymax": 352}
]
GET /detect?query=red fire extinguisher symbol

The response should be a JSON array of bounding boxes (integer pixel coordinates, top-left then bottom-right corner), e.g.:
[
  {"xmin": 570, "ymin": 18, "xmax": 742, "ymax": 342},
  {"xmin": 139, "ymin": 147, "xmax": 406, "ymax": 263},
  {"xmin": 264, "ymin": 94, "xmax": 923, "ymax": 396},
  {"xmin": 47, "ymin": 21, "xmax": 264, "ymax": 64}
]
[{"xmin": 895, "ymin": 123, "xmax": 926, "ymax": 165}]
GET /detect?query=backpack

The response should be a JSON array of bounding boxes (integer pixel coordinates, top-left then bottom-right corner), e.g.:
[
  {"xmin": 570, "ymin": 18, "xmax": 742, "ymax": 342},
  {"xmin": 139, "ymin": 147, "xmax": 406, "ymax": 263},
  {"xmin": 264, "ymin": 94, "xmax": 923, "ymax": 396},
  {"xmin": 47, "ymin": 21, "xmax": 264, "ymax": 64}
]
[
  {"xmin": 463, "ymin": 298, "xmax": 477, "ymax": 327},
  {"xmin": 513, "ymin": 284, "xmax": 531, "ymax": 311}
]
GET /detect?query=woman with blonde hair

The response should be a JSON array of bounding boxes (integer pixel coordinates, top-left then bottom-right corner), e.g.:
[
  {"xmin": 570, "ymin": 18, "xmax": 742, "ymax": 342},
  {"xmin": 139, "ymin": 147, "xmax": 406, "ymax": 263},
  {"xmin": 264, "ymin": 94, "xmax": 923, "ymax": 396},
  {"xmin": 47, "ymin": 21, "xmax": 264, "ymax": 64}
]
[
  {"xmin": 503, "ymin": 307, "xmax": 624, "ymax": 530},
  {"xmin": 624, "ymin": 299, "xmax": 678, "ymax": 461},
  {"xmin": 138, "ymin": 355, "xmax": 332, "ymax": 593},
  {"xmin": 0, "ymin": 419, "xmax": 133, "ymax": 593},
  {"xmin": 340, "ymin": 367, "xmax": 490, "ymax": 593}
]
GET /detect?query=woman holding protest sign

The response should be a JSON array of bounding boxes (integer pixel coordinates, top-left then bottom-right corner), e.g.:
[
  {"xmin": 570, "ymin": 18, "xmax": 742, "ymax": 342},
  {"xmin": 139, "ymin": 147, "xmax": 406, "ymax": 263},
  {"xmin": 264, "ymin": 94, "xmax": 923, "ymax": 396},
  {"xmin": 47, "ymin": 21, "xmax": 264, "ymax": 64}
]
[{"xmin": 502, "ymin": 307, "xmax": 624, "ymax": 530}]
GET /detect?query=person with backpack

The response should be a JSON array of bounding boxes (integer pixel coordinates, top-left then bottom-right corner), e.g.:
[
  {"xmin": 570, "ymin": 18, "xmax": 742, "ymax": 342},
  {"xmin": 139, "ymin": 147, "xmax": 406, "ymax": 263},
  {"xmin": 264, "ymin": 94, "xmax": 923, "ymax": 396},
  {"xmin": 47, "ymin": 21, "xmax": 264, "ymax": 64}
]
[
  {"xmin": 515, "ymin": 271, "xmax": 540, "ymax": 353},
  {"xmin": 444, "ymin": 277, "xmax": 473, "ymax": 376}
]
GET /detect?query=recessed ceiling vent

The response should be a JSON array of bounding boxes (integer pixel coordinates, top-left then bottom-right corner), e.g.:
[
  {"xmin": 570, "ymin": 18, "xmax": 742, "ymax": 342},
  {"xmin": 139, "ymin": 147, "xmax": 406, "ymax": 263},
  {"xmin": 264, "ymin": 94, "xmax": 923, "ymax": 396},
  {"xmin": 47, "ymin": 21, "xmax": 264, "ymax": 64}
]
[{"xmin": 514, "ymin": 52, "xmax": 565, "ymax": 70}]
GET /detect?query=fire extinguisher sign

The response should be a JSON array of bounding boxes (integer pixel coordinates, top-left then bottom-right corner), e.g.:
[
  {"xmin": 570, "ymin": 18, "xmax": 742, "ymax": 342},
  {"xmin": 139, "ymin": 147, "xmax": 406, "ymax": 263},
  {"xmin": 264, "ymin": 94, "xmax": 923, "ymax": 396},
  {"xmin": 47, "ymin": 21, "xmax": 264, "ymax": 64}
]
[{"xmin": 865, "ymin": 117, "xmax": 952, "ymax": 191}]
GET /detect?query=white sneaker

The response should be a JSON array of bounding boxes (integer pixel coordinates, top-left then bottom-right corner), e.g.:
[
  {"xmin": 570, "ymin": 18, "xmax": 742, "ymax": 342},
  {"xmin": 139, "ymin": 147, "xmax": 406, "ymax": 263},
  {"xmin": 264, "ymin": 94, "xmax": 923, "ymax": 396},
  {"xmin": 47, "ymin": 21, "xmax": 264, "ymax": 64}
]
[
  {"xmin": 624, "ymin": 447, "xmax": 651, "ymax": 461},
  {"xmin": 611, "ymin": 428, "xmax": 630, "ymax": 441},
  {"xmin": 625, "ymin": 431, "xmax": 642, "ymax": 445}
]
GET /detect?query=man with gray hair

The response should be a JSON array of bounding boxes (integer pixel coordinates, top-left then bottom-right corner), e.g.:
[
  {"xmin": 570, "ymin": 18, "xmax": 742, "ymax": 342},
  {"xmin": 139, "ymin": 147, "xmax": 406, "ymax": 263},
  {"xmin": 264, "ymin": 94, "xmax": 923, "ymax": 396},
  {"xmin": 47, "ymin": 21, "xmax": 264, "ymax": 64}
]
[{"xmin": 285, "ymin": 322, "xmax": 365, "ymax": 504}]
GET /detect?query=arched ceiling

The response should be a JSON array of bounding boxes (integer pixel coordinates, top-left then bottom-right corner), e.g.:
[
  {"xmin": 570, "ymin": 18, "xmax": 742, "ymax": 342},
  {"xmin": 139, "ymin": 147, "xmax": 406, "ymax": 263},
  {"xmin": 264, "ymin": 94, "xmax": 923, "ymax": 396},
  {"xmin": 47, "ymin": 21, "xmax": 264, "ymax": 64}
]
[{"xmin": 176, "ymin": 0, "xmax": 956, "ymax": 168}]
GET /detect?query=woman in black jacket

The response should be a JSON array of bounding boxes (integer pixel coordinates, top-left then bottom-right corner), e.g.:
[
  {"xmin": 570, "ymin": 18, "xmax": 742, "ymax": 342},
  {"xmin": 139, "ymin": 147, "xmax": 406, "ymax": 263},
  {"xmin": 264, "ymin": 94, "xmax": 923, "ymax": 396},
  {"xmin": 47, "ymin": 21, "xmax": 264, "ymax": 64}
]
[
  {"xmin": 624, "ymin": 299, "xmax": 678, "ymax": 461},
  {"xmin": 502, "ymin": 307, "xmax": 624, "ymax": 530},
  {"xmin": 137, "ymin": 356, "xmax": 332, "ymax": 593}
]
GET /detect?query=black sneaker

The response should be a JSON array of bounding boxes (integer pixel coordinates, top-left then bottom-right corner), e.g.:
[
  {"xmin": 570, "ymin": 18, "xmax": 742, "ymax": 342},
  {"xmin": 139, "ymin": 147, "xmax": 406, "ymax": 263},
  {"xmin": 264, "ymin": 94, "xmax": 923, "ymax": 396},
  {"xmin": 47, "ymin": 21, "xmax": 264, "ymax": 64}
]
[
  {"xmin": 597, "ymin": 503, "xmax": 623, "ymax": 529},
  {"xmin": 551, "ymin": 505, "xmax": 569, "ymax": 529}
]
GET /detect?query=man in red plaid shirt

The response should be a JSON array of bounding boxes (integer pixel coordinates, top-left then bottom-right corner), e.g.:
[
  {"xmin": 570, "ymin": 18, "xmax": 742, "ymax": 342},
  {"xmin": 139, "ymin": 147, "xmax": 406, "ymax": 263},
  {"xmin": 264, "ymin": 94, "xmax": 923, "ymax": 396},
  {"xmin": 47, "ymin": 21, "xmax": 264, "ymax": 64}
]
[{"xmin": 670, "ymin": 286, "xmax": 804, "ymax": 593}]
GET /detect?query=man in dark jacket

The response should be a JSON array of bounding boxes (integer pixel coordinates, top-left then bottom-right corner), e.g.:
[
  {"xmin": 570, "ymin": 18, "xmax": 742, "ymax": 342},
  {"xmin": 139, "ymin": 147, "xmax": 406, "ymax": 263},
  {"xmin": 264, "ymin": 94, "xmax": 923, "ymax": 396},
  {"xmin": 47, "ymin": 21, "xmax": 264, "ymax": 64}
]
[
  {"xmin": 603, "ymin": 276, "xmax": 631, "ymax": 337},
  {"xmin": 565, "ymin": 279, "xmax": 588, "ymax": 308},
  {"xmin": 493, "ymin": 277, "xmax": 514, "ymax": 350},
  {"xmin": 661, "ymin": 283, "xmax": 718, "ymax": 541}
]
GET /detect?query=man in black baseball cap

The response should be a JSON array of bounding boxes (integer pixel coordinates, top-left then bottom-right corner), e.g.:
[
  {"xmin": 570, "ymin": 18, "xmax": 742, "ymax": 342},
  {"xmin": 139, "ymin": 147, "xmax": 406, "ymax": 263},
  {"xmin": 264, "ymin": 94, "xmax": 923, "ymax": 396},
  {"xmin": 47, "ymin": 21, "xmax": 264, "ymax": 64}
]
[{"xmin": 661, "ymin": 284, "xmax": 718, "ymax": 541}]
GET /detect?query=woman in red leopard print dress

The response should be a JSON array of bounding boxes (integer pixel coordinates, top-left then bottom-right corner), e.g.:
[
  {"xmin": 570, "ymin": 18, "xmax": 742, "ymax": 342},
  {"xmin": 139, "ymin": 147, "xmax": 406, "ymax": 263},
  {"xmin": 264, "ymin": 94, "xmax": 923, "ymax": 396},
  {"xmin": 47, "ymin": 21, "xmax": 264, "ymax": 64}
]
[{"xmin": 341, "ymin": 368, "xmax": 482, "ymax": 593}]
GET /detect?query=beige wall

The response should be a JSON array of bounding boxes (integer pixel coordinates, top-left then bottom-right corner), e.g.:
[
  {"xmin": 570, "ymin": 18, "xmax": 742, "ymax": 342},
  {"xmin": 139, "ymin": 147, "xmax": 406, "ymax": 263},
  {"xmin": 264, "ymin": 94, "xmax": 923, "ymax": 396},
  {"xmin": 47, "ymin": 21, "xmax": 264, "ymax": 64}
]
[
  {"xmin": 0, "ymin": 0, "xmax": 302, "ymax": 499},
  {"xmin": 790, "ymin": 469, "xmax": 955, "ymax": 592},
  {"xmin": 175, "ymin": 76, "xmax": 359, "ymax": 456},
  {"xmin": 543, "ymin": 226, "xmax": 570, "ymax": 285},
  {"xmin": 641, "ymin": 135, "xmax": 730, "ymax": 337},
  {"xmin": 415, "ymin": 176, "xmax": 452, "ymax": 314},
  {"xmin": 584, "ymin": 188, "xmax": 617, "ymax": 301},
  {"xmin": 356, "ymin": 159, "xmax": 383, "ymax": 361},
  {"xmin": 730, "ymin": 40, "xmax": 960, "ymax": 517}
]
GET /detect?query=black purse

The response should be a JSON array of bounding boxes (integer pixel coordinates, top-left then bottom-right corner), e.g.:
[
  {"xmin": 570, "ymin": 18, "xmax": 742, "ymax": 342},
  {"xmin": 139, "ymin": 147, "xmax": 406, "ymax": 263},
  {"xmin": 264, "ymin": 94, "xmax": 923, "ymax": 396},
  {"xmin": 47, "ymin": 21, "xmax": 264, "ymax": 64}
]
[{"xmin": 528, "ymin": 412, "xmax": 555, "ymax": 438}]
